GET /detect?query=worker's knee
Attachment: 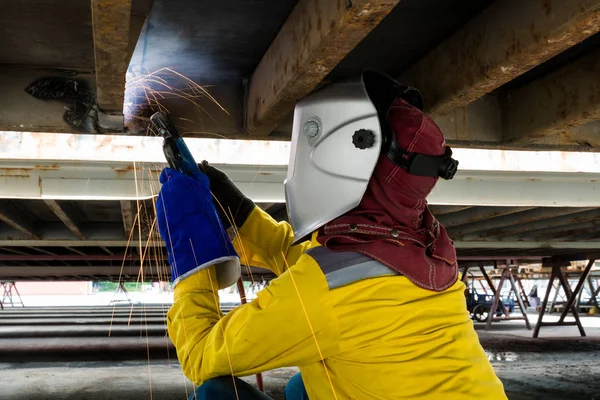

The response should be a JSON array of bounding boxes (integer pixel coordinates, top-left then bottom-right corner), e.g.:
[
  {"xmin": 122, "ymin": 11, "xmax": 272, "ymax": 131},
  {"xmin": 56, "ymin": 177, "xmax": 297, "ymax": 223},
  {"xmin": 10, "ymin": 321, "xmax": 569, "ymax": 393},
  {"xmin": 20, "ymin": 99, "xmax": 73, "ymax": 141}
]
[
  {"xmin": 284, "ymin": 373, "xmax": 309, "ymax": 400},
  {"xmin": 191, "ymin": 376, "xmax": 272, "ymax": 400}
]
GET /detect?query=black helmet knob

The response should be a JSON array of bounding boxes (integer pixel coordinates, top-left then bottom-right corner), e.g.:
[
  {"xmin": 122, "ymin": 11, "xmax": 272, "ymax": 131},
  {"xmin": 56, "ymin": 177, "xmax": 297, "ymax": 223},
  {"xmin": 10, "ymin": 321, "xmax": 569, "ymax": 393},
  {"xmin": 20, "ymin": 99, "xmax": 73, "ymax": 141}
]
[{"xmin": 352, "ymin": 129, "xmax": 375, "ymax": 149}]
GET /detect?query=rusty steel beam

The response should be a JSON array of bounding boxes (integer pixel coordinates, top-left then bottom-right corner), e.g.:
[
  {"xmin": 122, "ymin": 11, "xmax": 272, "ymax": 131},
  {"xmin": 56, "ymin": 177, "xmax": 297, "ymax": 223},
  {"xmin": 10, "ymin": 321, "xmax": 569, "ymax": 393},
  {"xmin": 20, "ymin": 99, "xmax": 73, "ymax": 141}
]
[
  {"xmin": 44, "ymin": 200, "xmax": 86, "ymax": 240},
  {"xmin": 432, "ymin": 96, "xmax": 503, "ymax": 146},
  {"xmin": 451, "ymin": 207, "xmax": 594, "ymax": 238},
  {"xmin": 0, "ymin": 204, "xmax": 39, "ymax": 240},
  {"xmin": 464, "ymin": 208, "xmax": 600, "ymax": 240},
  {"xmin": 437, "ymin": 206, "xmax": 534, "ymax": 228},
  {"xmin": 246, "ymin": 0, "xmax": 401, "ymax": 135},
  {"xmin": 400, "ymin": 0, "xmax": 600, "ymax": 116},
  {"xmin": 504, "ymin": 46, "xmax": 600, "ymax": 145},
  {"xmin": 91, "ymin": 0, "xmax": 134, "ymax": 131}
]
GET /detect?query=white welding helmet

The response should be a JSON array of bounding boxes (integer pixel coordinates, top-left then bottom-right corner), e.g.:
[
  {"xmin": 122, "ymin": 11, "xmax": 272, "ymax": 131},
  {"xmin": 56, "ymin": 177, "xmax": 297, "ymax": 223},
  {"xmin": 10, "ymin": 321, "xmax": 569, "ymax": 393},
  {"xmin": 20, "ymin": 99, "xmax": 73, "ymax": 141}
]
[{"xmin": 284, "ymin": 71, "xmax": 426, "ymax": 242}]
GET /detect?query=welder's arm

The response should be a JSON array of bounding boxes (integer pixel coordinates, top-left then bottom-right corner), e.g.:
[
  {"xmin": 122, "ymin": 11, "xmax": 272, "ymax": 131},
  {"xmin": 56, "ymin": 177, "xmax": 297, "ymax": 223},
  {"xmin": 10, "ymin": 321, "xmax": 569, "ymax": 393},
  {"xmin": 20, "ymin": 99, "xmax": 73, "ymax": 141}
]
[
  {"xmin": 233, "ymin": 207, "xmax": 312, "ymax": 276},
  {"xmin": 167, "ymin": 256, "xmax": 340, "ymax": 386},
  {"xmin": 202, "ymin": 162, "xmax": 311, "ymax": 276}
]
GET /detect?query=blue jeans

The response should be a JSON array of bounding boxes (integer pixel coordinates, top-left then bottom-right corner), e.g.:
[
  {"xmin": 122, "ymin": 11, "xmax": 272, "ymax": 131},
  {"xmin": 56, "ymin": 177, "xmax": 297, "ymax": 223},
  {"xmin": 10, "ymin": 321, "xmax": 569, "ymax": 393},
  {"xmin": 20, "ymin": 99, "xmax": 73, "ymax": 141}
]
[{"xmin": 190, "ymin": 373, "xmax": 308, "ymax": 400}]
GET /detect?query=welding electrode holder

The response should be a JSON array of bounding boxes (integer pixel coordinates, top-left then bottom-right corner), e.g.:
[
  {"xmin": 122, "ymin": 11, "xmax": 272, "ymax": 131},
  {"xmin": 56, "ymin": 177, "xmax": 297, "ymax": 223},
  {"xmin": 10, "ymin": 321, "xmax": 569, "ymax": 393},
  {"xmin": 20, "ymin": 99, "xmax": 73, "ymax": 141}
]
[{"xmin": 150, "ymin": 112, "xmax": 201, "ymax": 177}]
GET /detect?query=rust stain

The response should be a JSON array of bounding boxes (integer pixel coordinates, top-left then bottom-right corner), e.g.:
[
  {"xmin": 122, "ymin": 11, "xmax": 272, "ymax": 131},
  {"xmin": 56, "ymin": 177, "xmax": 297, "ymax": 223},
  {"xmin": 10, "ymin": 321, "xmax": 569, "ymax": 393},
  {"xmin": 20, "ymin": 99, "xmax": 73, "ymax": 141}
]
[
  {"xmin": 2, "ymin": 174, "xmax": 30, "ymax": 178},
  {"xmin": 247, "ymin": 0, "xmax": 400, "ymax": 134},
  {"xmin": 97, "ymin": 135, "xmax": 114, "ymax": 149},
  {"xmin": 112, "ymin": 165, "xmax": 137, "ymax": 175},
  {"xmin": 33, "ymin": 164, "xmax": 60, "ymax": 171},
  {"xmin": 0, "ymin": 167, "xmax": 32, "ymax": 174},
  {"xmin": 38, "ymin": 176, "xmax": 43, "ymax": 196}
]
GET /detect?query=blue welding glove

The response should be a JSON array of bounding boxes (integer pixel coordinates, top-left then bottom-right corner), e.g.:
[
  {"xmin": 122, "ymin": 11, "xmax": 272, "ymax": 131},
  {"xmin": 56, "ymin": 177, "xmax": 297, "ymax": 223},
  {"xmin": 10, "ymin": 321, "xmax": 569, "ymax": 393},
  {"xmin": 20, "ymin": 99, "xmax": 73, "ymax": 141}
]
[{"xmin": 156, "ymin": 168, "xmax": 240, "ymax": 289}]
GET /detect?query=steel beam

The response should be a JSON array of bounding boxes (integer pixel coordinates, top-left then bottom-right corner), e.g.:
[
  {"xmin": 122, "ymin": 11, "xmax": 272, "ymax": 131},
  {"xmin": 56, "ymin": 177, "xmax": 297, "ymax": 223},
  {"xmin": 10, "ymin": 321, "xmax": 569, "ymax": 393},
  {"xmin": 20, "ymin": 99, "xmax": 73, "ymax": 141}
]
[
  {"xmin": 4, "ymin": 131, "xmax": 600, "ymax": 171},
  {"xmin": 91, "ymin": 0, "xmax": 134, "ymax": 131},
  {"xmin": 27, "ymin": 247, "xmax": 58, "ymax": 256},
  {"xmin": 514, "ymin": 219, "xmax": 600, "ymax": 241},
  {"xmin": 432, "ymin": 96, "xmax": 503, "ymax": 145},
  {"xmin": 0, "ymin": 247, "xmax": 30, "ymax": 256},
  {"xmin": 504, "ymin": 46, "xmax": 600, "ymax": 145},
  {"xmin": 0, "ymin": 239, "xmax": 597, "ymax": 252},
  {"xmin": 0, "ymin": 240, "xmax": 164, "ymax": 248},
  {"xmin": 246, "ymin": 0, "xmax": 401, "ymax": 135},
  {"xmin": 0, "ymin": 265, "xmax": 157, "ymax": 279},
  {"xmin": 429, "ymin": 206, "xmax": 472, "ymax": 217},
  {"xmin": 3, "ymin": 159, "xmax": 600, "ymax": 208},
  {"xmin": 44, "ymin": 200, "xmax": 85, "ymax": 240},
  {"xmin": 458, "ymin": 256, "xmax": 543, "ymax": 261},
  {"xmin": 120, "ymin": 200, "xmax": 135, "ymax": 237},
  {"xmin": 100, "ymin": 246, "xmax": 114, "ymax": 255},
  {"xmin": 476, "ymin": 208, "xmax": 600, "ymax": 240},
  {"xmin": 0, "ymin": 204, "xmax": 39, "ymax": 239},
  {"xmin": 65, "ymin": 247, "xmax": 87, "ymax": 256},
  {"xmin": 437, "ymin": 206, "xmax": 534, "ymax": 228},
  {"xmin": 400, "ymin": 0, "xmax": 600, "ymax": 116},
  {"xmin": 454, "ymin": 242, "xmax": 600, "ymax": 250},
  {"xmin": 453, "ymin": 207, "xmax": 595, "ymax": 238}
]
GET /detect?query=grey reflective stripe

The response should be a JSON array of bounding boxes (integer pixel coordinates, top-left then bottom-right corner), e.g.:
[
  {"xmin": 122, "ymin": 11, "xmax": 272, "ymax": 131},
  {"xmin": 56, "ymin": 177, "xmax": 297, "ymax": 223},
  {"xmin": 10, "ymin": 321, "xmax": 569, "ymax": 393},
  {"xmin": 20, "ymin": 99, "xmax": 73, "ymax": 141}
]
[{"xmin": 306, "ymin": 246, "xmax": 399, "ymax": 290}]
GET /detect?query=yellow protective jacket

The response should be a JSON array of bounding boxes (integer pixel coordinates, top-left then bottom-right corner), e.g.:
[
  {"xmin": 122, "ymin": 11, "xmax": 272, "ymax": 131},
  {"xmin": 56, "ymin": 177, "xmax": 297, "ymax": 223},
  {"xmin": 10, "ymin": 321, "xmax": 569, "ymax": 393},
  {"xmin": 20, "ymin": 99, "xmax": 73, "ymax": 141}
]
[{"xmin": 167, "ymin": 207, "xmax": 507, "ymax": 399}]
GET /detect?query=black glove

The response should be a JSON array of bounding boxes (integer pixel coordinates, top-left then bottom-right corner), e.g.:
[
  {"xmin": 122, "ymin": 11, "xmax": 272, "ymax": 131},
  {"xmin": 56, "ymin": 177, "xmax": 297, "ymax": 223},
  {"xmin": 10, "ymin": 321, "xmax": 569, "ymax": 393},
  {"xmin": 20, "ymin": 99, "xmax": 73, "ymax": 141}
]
[{"xmin": 199, "ymin": 161, "xmax": 255, "ymax": 230}]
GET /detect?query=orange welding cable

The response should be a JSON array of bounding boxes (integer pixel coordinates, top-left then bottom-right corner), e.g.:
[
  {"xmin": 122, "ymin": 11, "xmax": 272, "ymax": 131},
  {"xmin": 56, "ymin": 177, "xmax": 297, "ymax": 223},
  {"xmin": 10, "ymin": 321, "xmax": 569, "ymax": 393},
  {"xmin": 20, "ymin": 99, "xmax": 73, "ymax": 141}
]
[{"xmin": 236, "ymin": 278, "xmax": 265, "ymax": 392}]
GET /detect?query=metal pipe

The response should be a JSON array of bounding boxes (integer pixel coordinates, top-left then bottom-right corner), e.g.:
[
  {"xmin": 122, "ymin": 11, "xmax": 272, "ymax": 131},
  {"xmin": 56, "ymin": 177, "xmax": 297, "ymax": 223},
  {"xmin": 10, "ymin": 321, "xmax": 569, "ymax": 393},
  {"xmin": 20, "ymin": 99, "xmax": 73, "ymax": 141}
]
[
  {"xmin": 0, "ymin": 324, "xmax": 167, "ymax": 338},
  {"xmin": 0, "ymin": 336, "xmax": 176, "ymax": 363}
]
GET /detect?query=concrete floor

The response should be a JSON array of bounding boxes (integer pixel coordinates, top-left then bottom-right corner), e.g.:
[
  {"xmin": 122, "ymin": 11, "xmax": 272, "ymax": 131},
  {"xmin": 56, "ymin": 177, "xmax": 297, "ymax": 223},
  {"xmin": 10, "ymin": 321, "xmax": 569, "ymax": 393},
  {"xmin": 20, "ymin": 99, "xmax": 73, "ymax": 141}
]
[
  {"xmin": 1, "ymin": 344, "xmax": 599, "ymax": 400},
  {"xmin": 1, "ymin": 314, "xmax": 599, "ymax": 400}
]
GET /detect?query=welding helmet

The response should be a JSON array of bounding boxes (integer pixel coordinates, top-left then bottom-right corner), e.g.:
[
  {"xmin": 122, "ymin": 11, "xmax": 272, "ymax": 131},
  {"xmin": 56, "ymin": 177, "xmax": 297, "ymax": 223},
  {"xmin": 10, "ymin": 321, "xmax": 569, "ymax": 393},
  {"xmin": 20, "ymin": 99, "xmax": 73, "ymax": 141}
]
[{"xmin": 284, "ymin": 70, "xmax": 458, "ymax": 242}]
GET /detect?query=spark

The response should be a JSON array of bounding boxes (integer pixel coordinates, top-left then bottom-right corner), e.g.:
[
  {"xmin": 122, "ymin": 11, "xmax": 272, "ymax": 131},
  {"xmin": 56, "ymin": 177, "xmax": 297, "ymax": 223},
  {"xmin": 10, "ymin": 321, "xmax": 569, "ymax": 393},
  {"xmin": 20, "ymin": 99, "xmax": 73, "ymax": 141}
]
[{"xmin": 124, "ymin": 68, "xmax": 229, "ymax": 136}]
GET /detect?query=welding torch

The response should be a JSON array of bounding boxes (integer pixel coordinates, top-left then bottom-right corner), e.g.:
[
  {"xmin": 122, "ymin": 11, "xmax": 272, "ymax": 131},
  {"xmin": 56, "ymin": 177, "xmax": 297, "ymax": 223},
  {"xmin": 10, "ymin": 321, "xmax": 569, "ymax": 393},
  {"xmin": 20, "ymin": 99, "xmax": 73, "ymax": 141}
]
[{"xmin": 149, "ymin": 112, "xmax": 201, "ymax": 176}]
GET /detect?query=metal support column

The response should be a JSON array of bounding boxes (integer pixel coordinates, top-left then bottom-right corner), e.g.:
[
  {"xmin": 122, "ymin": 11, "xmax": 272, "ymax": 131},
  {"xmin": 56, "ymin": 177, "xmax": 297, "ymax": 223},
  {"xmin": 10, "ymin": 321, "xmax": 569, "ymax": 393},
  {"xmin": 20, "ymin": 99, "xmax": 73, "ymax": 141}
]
[
  {"xmin": 460, "ymin": 265, "xmax": 470, "ymax": 283},
  {"xmin": 485, "ymin": 266, "xmax": 531, "ymax": 330},
  {"xmin": 479, "ymin": 265, "xmax": 509, "ymax": 316},
  {"xmin": 587, "ymin": 277, "xmax": 600, "ymax": 311},
  {"xmin": 557, "ymin": 260, "xmax": 596, "ymax": 332},
  {"xmin": 1, "ymin": 282, "xmax": 24, "ymax": 308},
  {"xmin": 110, "ymin": 282, "xmax": 132, "ymax": 305},
  {"xmin": 547, "ymin": 280, "xmax": 565, "ymax": 314},
  {"xmin": 516, "ymin": 276, "xmax": 530, "ymax": 308},
  {"xmin": 533, "ymin": 261, "xmax": 592, "ymax": 338},
  {"xmin": 478, "ymin": 279, "xmax": 490, "ymax": 295}
]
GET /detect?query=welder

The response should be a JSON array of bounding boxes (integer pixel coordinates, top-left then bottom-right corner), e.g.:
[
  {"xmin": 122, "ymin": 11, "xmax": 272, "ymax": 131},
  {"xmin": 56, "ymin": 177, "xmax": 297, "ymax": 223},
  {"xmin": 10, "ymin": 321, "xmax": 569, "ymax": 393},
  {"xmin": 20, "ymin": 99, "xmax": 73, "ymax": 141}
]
[{"xmin": 156, "ymin": 71, "xmax": 507, "ymax": 399}]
